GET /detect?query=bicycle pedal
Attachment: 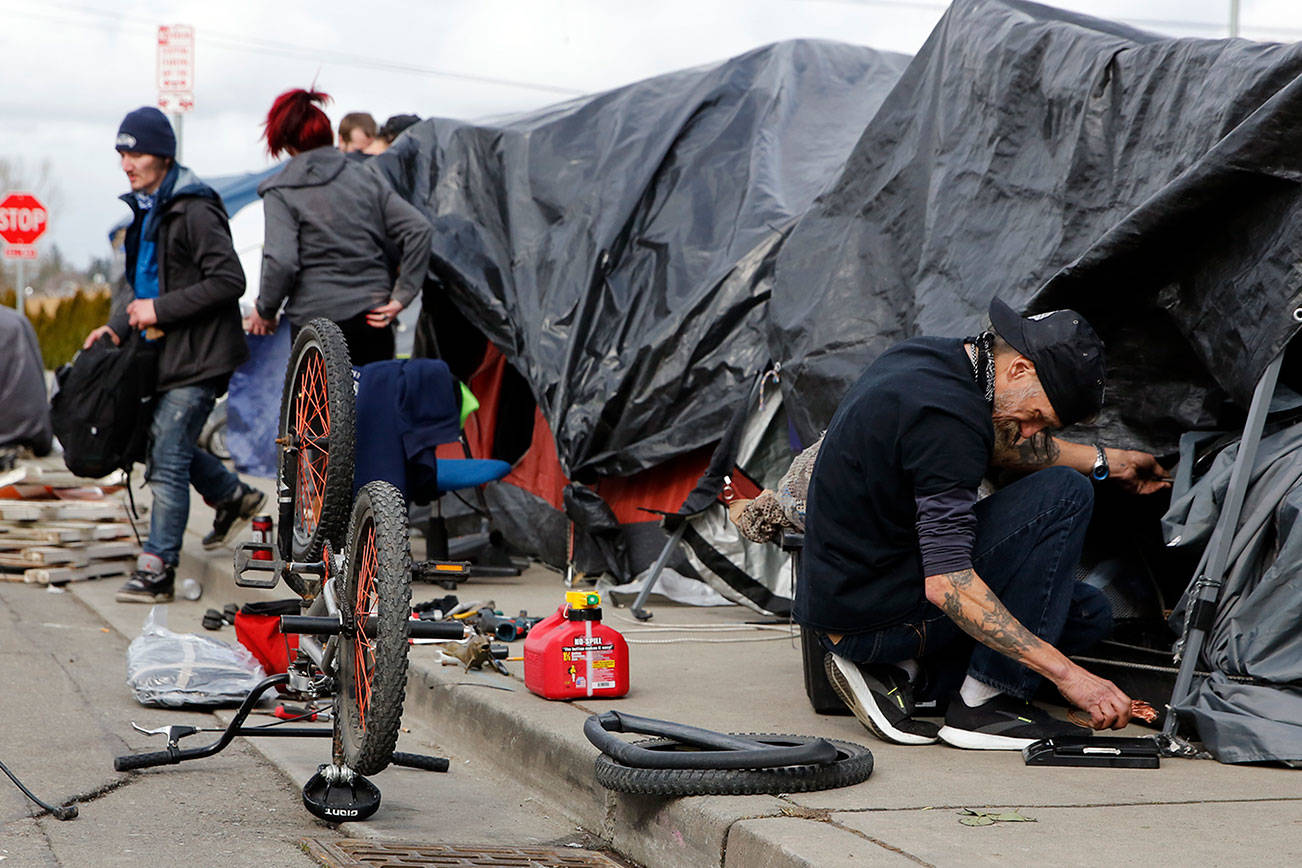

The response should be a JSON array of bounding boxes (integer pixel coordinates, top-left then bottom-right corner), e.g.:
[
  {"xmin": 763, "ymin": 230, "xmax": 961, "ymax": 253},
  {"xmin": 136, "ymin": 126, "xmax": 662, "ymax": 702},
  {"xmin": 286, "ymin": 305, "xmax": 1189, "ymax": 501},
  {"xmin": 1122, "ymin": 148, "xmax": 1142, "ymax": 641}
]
[{"xmin": 234, "ymin": 542, "xmax": 280, "ymax": 588}]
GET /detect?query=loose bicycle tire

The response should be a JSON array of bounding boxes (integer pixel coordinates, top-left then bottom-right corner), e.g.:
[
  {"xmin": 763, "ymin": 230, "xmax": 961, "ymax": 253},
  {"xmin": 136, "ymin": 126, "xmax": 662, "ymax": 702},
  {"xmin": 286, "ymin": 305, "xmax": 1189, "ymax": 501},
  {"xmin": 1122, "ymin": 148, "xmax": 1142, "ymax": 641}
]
[
  {"xmin": 278, "ymin": 318, "xmax": 355, "ymax": 583},
  {"xmin": 593, "ymin": 734, "xmax": 873, "ymax": 796},
  {"xmin": 335, "ymin": 481, "xmax": 412, "ymax": 776}
]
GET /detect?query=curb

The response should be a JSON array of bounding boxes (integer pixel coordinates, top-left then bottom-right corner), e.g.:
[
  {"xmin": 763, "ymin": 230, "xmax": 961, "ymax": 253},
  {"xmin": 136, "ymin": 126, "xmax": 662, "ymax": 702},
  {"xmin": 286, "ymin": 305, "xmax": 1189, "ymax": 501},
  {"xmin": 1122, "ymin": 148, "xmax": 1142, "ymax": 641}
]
[{"xmin": 402, "ymin": 657, "xmax": 792, "ymax": 868}]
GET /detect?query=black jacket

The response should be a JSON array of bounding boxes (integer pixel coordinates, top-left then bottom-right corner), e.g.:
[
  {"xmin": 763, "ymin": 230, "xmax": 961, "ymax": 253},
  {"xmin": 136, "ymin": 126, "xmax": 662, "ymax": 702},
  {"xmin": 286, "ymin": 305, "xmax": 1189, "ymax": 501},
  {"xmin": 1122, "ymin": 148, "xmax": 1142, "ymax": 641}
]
[{"xmin": 110, "ymin": 165, "xmax": 249, "ymax": 391}]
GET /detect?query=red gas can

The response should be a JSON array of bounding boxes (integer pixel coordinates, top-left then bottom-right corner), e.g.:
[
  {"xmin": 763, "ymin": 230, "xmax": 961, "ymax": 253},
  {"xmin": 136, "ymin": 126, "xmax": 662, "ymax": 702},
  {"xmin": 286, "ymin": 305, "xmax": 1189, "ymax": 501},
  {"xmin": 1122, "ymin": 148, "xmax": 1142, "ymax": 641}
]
[{"xmin": 523, "ymin": 590, "xmax": 629, "ymax": 700}]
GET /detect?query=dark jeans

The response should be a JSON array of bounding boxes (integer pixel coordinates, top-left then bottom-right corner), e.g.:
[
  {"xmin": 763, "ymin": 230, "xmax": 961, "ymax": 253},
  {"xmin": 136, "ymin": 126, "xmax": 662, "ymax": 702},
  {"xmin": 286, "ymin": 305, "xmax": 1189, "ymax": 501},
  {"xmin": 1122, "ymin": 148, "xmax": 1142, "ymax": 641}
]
[
  {"xmin": 144, "ymin": 384, "xmax": 243, "ymax": 566},
  {"xmin": 821, "ymin": 467, "xmax": 1112, "ymax": 701}
]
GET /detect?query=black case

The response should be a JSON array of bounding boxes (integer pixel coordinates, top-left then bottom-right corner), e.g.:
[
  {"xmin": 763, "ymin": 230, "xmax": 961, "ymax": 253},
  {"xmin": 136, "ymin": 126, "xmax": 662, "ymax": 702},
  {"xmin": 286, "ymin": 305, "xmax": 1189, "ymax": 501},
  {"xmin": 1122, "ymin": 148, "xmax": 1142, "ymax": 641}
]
[{"xmin": 1023, "ymin": 735, "xmax": 1160, "ymax": 768}]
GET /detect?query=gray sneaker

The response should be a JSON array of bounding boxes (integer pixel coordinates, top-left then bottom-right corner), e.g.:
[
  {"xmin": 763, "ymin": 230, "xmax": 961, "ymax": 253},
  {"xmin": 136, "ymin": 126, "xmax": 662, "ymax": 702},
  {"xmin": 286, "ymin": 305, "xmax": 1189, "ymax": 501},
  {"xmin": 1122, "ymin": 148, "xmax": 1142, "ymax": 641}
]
[
  {"xmin": 203, "ymin": 485, "xmax": 267, "ymax": 550},
  {"xmin": 825, "ymin": 654, "xmax": 940, "ymax": 745}
]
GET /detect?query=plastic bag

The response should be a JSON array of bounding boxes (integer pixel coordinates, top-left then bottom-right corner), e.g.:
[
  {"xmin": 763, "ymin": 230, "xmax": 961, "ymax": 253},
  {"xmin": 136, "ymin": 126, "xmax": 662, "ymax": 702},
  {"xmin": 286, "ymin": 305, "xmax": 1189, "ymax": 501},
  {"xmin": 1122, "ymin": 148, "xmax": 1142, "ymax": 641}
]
[{"xmin": 126, "ymin": 606, "xmax": 267, "ymax": 707}]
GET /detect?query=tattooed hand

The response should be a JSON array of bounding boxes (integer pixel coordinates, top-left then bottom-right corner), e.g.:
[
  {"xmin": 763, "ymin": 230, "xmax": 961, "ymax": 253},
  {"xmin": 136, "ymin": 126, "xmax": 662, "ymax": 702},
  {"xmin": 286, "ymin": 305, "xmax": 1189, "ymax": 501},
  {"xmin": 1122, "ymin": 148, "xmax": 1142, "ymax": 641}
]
[
  {"xmin": 1106, "ymin": 448, "xmax": 1171, "ymax": 495},
  {"xmin": 1054, "ymin": 663, "xmax": 1133, "ymax": 729}
]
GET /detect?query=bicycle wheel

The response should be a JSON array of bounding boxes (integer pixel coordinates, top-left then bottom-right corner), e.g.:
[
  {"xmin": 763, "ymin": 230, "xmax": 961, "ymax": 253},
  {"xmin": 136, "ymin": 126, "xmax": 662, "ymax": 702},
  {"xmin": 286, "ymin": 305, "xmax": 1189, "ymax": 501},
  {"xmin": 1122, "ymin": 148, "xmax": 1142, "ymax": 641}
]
[
  {"xmin": 593, "ymin": 734, "xmax": 873, "ymax": 796},
  {"xmin": 335, "ymin": 480, "xmax": 412, "ymax": 776},
  {"xmin": 278, "ymin": 318, "xmax": 355, "ymax": 574}
]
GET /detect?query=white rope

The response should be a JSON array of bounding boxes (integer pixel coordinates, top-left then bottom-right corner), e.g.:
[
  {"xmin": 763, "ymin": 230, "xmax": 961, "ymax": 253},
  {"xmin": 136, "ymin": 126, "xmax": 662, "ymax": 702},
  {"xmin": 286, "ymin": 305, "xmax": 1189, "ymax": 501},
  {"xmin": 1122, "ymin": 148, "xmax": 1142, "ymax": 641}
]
[{"xmin": 625, "ymin": 634, "xmax": 794, "ymax": 645}]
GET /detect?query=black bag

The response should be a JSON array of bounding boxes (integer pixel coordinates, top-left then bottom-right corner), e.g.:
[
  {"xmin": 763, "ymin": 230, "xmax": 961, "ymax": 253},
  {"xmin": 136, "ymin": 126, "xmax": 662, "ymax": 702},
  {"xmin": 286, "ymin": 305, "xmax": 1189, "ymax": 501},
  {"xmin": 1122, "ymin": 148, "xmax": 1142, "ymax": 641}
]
[{"xmin": 50, "ymin": 332, "xmax": 158, "ymax": 478}]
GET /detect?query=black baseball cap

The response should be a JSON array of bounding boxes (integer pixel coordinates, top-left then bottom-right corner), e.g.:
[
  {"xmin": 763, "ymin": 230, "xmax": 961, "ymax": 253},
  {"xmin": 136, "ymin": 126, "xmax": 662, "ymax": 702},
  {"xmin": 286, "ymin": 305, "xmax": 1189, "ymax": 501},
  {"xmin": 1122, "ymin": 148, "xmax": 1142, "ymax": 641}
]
[{"xmin": 988, "ymin": 297, "xmax": 1106, "ymax": 426}]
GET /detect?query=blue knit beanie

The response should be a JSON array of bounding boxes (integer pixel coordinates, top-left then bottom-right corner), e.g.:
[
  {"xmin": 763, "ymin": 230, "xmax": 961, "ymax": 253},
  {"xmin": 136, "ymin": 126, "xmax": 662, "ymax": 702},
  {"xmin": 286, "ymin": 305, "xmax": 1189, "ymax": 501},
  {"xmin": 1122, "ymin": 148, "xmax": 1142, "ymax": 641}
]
[{"xmin": 115, "ymin": 107, "xmax": 176, "ymax": 158}]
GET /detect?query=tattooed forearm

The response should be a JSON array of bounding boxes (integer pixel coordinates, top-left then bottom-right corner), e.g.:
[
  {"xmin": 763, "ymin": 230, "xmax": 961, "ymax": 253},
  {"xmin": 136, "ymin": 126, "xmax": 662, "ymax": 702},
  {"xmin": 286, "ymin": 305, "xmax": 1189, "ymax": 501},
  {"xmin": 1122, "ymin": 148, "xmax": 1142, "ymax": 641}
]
[
  {"xmin": 932, "ymin": 568, "xmax": 1047, "ymax": 663},
  {"xmin": 993, "ymin": 430, "xmax": 1060, "ymax": 470}
]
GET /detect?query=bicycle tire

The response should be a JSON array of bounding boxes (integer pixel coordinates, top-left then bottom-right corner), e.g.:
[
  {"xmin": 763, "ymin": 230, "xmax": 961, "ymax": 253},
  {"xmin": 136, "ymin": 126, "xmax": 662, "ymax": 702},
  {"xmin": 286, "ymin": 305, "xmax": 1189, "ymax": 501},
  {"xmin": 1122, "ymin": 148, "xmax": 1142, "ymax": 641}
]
[
  {"xmin": 593, "ymin": 734, "xmax": 873, "ymax": 796},
  {"xmin": 277, "ymin": 318, "xmax": 355, "ymax": 583},
  {"xmin": 335, "ymin": 480, "xmax": 412, "ymax": 776}
]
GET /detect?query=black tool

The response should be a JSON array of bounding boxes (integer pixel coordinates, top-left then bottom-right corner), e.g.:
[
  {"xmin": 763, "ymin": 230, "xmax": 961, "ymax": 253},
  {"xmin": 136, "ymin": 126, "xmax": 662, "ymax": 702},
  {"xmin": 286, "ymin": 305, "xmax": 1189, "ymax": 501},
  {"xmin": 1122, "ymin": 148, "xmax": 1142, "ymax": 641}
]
[
  {"xmin": 0, "ymin": 758, "xmax": 78, "ymax": 820},
  {"xmin": 1023, "ymin": 735, "xmax": 1160, "ymax": 769},
  {"xmin": 472, "ymin": 607, "xmax": 542, "ymax": 642},
  {"xmin": 412, "ymin": 594, "xmax": 460, "ymax": 621},
  {"xmin": 201, "ymin": 609, "xmax": 224, "ymax": 630}
]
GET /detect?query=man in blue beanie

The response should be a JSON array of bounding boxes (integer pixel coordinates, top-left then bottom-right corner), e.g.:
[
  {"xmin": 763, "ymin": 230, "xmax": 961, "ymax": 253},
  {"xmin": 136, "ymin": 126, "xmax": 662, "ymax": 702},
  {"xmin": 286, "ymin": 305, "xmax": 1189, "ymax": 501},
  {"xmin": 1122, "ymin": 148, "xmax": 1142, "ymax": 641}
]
[{"xmin": 84, "ymin": 106, "xmax": 265, "ymax": 603}]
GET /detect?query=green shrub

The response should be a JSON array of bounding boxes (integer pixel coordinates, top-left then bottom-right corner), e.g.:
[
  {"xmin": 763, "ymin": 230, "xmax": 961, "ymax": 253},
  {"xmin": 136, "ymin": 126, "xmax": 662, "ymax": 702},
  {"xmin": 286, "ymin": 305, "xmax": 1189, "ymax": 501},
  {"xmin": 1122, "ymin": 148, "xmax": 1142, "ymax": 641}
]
[{"xmin": 19, "ymin": 289, "xmax": 113, "ymax": 370}]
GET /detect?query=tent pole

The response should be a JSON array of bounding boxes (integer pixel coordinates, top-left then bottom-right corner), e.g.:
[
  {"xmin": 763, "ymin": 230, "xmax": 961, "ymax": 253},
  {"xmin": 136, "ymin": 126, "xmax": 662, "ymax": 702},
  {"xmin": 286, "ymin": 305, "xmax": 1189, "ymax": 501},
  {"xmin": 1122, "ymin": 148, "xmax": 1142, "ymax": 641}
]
[
  {"xmin": 1162, "ymin": 352, "xmax": 1283, "ymax": 737},
  {"xmin": 630, "ymin": 521, "xmax": 688, "ymax": 622}
]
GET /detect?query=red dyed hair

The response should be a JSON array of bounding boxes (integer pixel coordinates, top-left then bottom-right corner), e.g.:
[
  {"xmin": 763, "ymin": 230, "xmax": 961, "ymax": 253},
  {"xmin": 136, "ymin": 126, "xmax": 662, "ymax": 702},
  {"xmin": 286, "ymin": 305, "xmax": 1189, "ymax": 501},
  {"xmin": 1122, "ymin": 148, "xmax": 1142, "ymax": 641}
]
[{"xmin": 263, "ymin": 88, "xmax": 334, "ymax": 157}]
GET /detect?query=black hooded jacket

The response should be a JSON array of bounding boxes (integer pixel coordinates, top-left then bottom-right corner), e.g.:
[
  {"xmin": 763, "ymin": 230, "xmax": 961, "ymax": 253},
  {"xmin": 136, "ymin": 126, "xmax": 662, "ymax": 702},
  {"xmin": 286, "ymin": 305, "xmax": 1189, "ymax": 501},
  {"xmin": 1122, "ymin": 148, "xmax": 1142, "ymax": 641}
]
[{"xmin": 109, "ymin": 164, "xmax": 249, "ymax": 392}]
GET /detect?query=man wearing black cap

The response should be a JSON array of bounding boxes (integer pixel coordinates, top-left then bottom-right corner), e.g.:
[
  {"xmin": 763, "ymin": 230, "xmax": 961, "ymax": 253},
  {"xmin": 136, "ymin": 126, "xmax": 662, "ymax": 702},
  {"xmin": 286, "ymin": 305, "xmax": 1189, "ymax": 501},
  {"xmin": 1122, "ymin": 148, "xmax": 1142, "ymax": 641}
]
[
  {"xmin": 795, "ymin": 298, "xmax": 1170, "ymax": 750},
  {"xmin": 83, "ymin": 107, "xmax": 264, "ymax": 603}
]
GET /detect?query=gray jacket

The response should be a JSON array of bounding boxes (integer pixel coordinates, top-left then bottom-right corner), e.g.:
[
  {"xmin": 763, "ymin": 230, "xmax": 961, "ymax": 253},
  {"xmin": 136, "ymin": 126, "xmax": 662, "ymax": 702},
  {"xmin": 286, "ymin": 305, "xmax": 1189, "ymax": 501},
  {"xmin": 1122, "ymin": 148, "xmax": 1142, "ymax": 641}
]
[
  {"xmin": 0, "ymin": 306, "xmax": 52, "ymax": 455},
  {"xmin": 255, "ymin": 147, "xmax": 433, "ymax": 325}
]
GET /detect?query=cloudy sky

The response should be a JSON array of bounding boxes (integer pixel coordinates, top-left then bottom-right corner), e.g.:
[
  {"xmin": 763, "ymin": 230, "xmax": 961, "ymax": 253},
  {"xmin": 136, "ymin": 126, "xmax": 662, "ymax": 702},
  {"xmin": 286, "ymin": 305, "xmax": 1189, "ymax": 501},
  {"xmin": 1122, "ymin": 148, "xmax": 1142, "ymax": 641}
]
[{"xmin": 3, "ymin": 0, "xmax": 1300, "ymax": 269}]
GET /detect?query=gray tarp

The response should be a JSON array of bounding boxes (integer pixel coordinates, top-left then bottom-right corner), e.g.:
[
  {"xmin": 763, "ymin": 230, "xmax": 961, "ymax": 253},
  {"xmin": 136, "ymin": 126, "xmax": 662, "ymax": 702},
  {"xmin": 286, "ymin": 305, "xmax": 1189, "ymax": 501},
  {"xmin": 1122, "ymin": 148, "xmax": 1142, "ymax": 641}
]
[{"xmin": 1163, "ymin": 424, "xmax": 1302, "ymax": 763}]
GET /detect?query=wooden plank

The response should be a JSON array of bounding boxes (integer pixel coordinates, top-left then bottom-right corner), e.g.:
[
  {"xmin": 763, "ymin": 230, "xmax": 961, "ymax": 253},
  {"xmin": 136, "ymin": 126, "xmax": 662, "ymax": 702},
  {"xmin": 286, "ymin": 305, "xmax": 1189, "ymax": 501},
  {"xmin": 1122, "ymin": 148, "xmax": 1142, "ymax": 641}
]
[
  {"xmin": 0, "ymin": 500, "xmax": 131, "ymax": 522},
  {"xmin": 0, "ymin": 524, "xmax": 95, "ymax": 544},
  {"xmin": 0, "ymin": 465, "xmax": 126, "ymax": 489},
  {"xmin": 23, "ymin": 558, "xmax": 136, "ymax": 585},
  {"xmin": 84, "ymin": 541, "xmax": 137, "ymax": 561},
  {"xmin": 2, "ymin": 547, "xmax": 90, "ymax": 567}
]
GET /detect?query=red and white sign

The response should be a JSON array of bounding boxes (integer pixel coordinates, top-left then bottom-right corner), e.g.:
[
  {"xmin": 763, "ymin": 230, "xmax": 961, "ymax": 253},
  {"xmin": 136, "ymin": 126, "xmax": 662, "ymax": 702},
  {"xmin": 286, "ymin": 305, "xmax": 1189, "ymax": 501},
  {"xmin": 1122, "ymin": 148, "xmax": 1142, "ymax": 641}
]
[
  {"xmin": 157, "ymin": 24, "xmax": 195, "ymax": 113},
  {"xmin": 0, "ymin": 192, "xmax": 47, "ymax": 259}
]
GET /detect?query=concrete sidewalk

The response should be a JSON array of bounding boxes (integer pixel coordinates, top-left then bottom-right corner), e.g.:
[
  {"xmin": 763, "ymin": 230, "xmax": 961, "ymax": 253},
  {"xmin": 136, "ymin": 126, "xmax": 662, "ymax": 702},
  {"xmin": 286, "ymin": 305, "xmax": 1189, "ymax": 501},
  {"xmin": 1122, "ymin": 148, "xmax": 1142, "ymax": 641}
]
[{"xmin": 66, "ymin": 479, "xmax": 1302, "ymax": 867}]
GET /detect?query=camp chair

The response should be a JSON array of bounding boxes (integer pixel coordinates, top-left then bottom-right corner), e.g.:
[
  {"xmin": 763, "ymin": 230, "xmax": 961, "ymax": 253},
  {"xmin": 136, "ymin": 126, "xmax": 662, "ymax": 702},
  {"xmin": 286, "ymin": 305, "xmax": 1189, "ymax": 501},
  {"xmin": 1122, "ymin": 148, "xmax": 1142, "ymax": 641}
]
[
  {"xmin": 1161, "ymin": 353, "xmax": 1284, "ymax": 747},
  {"xmin": 352, "ymin": 358, "xmax": 517, "ymax": 584},
  {"xmin": 627, "ymin": 372, "xmax": 771, "ymax": 621}
]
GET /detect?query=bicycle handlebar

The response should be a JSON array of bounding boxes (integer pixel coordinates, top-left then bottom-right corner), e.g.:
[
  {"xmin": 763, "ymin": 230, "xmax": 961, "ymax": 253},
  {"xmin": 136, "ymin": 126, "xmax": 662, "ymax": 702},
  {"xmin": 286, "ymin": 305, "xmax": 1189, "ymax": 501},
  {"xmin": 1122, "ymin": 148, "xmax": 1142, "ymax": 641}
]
[{"xmin": 114, "ymin": 749, "xmax": 181, "ymax": 772}]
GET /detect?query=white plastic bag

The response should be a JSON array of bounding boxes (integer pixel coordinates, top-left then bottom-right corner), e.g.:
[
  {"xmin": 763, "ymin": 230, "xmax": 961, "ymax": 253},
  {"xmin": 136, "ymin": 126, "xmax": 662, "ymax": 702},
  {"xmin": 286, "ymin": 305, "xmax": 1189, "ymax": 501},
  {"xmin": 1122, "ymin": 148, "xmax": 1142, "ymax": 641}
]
[{"xmin": 125, "ymin": 606, "xmax": 266, "ymax": 707}]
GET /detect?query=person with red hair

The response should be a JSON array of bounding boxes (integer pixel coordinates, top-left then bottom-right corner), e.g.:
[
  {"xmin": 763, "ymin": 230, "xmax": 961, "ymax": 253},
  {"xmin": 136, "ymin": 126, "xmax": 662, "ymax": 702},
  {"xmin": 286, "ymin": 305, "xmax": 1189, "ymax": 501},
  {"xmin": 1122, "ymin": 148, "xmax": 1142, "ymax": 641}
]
[{"xmin": 245, "ymin": 88, "xmax": 432, "ymax": 365}]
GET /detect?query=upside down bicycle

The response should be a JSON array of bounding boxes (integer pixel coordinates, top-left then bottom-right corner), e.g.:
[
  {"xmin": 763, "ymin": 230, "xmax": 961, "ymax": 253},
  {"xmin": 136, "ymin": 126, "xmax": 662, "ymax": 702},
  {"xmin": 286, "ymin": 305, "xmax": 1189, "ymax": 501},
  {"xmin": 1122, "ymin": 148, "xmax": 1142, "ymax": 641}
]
[{"xmin": 115, "ymin": 318, "xmax": 467, "ymax": 820}]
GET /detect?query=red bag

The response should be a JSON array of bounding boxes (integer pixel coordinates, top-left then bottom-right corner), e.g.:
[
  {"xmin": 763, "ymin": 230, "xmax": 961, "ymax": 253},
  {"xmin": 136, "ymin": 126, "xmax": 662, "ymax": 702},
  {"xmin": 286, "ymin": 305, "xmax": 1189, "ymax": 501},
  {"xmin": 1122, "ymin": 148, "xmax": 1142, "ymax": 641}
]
[{"xmin": 234, "ymin": 600, "xmax": 300, "ymax": 676}]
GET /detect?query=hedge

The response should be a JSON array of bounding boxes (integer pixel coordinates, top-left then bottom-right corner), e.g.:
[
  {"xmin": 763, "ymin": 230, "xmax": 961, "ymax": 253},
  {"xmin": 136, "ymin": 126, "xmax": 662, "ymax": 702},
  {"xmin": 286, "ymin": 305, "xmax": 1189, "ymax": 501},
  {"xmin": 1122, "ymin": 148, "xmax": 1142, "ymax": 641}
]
[{"xmin": 1, "ymin": 288, "xmax": 113, "ymax": 370}]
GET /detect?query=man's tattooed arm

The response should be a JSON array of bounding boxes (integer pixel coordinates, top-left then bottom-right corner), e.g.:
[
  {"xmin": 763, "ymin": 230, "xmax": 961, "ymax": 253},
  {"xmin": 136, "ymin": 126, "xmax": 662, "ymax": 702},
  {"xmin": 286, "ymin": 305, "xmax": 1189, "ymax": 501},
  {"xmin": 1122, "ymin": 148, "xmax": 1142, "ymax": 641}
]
[
  {"xmin": 992, "ymin": 430, "xmax": 1060, "ymax": 471},
  {"xmin": 925, "ymin": 568, "xmax": 1063, "ymax": 676}
]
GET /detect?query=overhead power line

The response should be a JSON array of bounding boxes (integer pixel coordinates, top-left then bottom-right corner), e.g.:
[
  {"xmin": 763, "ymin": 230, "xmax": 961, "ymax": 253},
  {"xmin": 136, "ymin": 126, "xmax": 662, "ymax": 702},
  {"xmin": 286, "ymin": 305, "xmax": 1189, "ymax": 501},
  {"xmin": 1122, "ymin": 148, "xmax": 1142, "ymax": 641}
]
[{"xmin": 3, "ymin": 0, "xmax": 585, "ymax": 97}]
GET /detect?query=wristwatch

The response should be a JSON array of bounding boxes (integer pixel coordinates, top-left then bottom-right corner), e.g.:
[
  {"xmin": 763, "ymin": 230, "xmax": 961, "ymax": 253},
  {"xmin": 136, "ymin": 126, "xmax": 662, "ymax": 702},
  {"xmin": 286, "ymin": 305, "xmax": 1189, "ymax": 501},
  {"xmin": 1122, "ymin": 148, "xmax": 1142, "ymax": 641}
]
[{"xmin": 1091, "ymin": 445, "xmax": 1110, "ymax": 481}]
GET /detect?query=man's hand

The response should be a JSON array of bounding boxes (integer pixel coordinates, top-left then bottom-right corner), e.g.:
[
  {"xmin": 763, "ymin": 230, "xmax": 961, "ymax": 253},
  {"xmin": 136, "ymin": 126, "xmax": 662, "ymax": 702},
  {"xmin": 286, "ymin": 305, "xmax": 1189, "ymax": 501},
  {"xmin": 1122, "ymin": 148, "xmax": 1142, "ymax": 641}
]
[
  {"xmin": 1105, "ymin": 448, "xmax": 1171, "ymax": 495},
  {"xmin": 1053, "ymin": 662, "xmax": 1133, "ymax": 729},
  {"xmin": 926, "ymin": 567, "xmax": 1133, "ymax": 729},
  {"xmin": 366, "ymin": 299, "xmax": 402, "ymax": 328},
  {"xmin": 126, "ymin": 298, "xmax": 157, "ymax": 329},
  {"xmin": 83, "ymin": 325, "xmax": 120, "ymax": 349},
  {"xmin": 244, "ymin": 310, "xmax": 278, "ymax": 335}
]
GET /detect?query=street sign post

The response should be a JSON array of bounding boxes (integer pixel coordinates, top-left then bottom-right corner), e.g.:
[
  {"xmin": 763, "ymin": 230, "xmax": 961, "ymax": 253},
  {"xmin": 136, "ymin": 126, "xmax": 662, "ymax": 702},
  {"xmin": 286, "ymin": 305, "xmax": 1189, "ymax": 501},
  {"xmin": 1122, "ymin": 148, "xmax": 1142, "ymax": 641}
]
[
  {"xmin": 0, "ymin": 192, "xmax": 48, "ymax": 314},
  {"xmin": 157, "ymin": 24, "xmax": 195, "ymax": 160}
]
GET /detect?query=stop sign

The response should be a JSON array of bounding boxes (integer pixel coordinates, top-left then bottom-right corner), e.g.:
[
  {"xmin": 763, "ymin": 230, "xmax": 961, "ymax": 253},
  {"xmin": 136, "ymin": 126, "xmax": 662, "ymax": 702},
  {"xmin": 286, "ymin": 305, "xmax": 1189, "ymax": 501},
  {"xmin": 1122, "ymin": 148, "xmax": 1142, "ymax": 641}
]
[{"xmin": 0, "ymin": 193, "xmax": 49, "ymax": 246}]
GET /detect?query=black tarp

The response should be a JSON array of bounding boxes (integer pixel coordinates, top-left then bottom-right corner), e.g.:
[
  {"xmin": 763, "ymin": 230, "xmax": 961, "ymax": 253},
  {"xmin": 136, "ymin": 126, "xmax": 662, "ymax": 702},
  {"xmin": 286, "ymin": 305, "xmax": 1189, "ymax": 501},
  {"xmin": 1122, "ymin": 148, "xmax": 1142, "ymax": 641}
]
[
  {"xmin": 773, "ymin": 0, "xmax": 1302, "ymax": 454},
  {"xmin": 374, "ymin": 2, "xmax": 1302, "ymax": 759},
  {"xmin": 373, "ymin": 40, "xmax": 910, "ymax": 480}
]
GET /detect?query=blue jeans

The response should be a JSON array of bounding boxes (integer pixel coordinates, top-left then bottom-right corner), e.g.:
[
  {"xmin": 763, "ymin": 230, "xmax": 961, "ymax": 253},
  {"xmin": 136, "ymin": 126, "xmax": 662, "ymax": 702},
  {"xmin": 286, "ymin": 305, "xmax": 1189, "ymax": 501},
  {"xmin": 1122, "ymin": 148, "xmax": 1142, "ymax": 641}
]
[
  {"xmin": 821, "ymin": 467, "xmax": 1111, "ymax": 701},
  {"xmin": 144, "ymin": 384, "xmax": 242, "ymax": 566}
]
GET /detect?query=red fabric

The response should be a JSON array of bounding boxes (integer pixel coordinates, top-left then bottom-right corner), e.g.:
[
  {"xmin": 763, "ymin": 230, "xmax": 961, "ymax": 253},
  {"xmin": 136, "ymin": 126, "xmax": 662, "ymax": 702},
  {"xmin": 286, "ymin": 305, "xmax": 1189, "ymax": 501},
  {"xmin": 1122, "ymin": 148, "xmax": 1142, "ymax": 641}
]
[
  {"xmin": 234, "ymin": 612, "xmax": 299, "ymax": 676},
  {"xmin": 453, "ymin": 343, "xmax": 712, "ymax": 522}
]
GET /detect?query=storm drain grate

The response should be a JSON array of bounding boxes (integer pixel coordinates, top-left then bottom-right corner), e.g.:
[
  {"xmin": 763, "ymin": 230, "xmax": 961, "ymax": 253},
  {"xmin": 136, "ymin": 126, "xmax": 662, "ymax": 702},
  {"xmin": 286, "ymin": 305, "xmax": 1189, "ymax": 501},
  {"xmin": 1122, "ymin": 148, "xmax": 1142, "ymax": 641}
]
[{"xmin": 301, "ymin": 839, "xmax": 626, "ymax": 868}]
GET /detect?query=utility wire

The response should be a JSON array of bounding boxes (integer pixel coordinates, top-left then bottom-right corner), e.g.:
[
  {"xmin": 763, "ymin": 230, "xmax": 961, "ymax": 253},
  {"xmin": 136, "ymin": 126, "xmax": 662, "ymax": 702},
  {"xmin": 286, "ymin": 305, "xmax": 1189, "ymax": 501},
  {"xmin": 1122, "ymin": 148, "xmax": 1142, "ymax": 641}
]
[{"xmin": 3, "ymin": 0, "xmax": 585, "ymax": 96}]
